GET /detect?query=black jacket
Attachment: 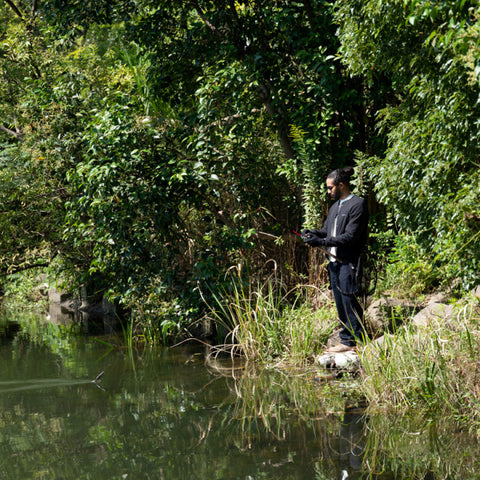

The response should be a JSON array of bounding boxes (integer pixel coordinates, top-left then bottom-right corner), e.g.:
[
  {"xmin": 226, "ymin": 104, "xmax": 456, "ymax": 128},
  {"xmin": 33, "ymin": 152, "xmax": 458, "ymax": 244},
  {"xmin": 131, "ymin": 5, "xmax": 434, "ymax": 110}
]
[{"xmin": 311, "ymin": 195, "xmax": 368, "ymax": 263}]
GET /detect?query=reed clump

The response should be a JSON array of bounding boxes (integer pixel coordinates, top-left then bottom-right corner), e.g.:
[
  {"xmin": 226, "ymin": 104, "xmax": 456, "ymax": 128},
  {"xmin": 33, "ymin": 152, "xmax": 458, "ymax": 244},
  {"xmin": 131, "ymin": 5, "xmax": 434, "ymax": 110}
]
[{"xmin": 205, "ymin": 265, "xmax": 337, "ymax": 365}]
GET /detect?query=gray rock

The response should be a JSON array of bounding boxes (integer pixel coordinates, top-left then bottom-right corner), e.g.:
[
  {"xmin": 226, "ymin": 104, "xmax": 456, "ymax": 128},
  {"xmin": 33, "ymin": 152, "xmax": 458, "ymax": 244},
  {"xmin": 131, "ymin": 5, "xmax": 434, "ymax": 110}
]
[
  {"xmin": 366, "ymin": 297, "xmax": 420, "ymax": 335},
  {"xmin": 326, "ymin": 329, "xmax": 341, "ymax": 348},
  {"xmin": 411, "ymin": 302, "xmax": 455, "ymax": 328},
  {"xmin": 471, "ymin": 285, "xmax": 480, "ymax": 300},
  {"xmin": 316, "ymin": 351, "xmax": 361, "ymax": 370}
]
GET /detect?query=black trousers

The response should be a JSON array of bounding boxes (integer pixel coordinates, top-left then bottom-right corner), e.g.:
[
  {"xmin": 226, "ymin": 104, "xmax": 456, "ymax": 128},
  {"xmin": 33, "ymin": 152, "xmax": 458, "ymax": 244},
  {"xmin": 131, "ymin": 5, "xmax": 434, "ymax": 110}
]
[{"xmin": 328, "ymin": 262, "xmax": 365, "ymax": 346}]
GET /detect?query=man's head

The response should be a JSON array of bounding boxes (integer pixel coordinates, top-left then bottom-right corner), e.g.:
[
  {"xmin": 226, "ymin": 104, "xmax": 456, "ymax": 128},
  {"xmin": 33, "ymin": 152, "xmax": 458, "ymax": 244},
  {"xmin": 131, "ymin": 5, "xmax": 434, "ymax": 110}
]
[{"xmin": 326, "ymin": 167, "xmax": 354, "ymax": 200}]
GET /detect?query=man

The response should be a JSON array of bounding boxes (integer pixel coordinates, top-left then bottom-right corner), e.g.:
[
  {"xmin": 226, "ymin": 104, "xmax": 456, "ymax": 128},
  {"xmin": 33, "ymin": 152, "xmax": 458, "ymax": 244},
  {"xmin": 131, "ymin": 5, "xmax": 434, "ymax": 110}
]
[{"xmin": 302, "ymin": 167, "xmax": 368, "ymax": 353}]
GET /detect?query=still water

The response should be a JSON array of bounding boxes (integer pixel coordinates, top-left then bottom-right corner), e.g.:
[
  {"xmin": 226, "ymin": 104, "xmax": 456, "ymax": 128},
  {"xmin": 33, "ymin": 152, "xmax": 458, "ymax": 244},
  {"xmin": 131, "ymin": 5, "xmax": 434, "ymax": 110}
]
[{"xmin": 0, "ymin": 313, "xmax": 477, "ymax": 479}]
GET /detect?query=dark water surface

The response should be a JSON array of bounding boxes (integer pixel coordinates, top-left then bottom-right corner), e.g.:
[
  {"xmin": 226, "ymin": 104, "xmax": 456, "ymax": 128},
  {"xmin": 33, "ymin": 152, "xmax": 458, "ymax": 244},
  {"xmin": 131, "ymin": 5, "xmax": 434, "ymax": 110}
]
[{"xmin": 0, "ymin": 313, "xmax": 476, "ymax": 479}]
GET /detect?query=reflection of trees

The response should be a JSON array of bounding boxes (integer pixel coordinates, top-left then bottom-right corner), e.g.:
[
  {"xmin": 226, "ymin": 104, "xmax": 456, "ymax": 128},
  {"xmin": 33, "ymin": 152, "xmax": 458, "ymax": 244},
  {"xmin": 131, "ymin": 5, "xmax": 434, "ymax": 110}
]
[
  {"xmin": 207, "ymin": 354, "xmax": 371, "ymax": 479},
  {"xmin": 1, "ymin": 324, "xmax": 477, "ymax": 479},
  {"xmin": 0, "ymin": 330, "xmax": 364, "ymax": 479}
]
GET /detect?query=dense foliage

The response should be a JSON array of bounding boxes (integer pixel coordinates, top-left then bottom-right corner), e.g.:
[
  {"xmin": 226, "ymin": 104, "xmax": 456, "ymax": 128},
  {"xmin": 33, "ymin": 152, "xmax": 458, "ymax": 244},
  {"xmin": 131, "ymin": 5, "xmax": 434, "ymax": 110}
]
[
  {"xmin": 336, "ymin": 0, "xmax": 480, "ymax": 288},
  {"xmin": 1, "ymin": 0, "xmax": 480, "ymax": 338}
]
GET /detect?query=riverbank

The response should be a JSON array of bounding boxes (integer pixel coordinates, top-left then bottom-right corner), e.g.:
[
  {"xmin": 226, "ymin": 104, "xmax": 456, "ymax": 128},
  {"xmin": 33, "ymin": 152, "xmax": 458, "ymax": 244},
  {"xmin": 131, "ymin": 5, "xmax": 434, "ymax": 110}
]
[
  {"xmin": 203, "ymin": 270, "xmax": 480, "ymax": 436},
  {"xmin": 4, "ymin": 268, "xmax": 480, "ymax": 439}
]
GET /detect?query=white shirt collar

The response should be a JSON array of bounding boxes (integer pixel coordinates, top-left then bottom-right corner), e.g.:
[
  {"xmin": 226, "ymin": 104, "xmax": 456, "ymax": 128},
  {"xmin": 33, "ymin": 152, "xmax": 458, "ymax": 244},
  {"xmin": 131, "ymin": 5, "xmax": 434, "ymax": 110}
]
[{"xmin": 339, "ymin": 194, "xmax": 354, "ymax": 205}]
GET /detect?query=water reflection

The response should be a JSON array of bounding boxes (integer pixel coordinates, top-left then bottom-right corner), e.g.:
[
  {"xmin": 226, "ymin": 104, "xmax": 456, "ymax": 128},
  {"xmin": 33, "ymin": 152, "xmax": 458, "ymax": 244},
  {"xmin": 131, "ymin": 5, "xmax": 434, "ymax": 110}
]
[
  {"xmin": 338, "ymin": 404, "xmax": 368, "ymax": 480},
  {"xmin": 47, "ymin": 287, "xmax": 120, "ymax": 335},
  {"xmin": 0, "ymin": 314, "xmax": 477, "ymax": 479}
]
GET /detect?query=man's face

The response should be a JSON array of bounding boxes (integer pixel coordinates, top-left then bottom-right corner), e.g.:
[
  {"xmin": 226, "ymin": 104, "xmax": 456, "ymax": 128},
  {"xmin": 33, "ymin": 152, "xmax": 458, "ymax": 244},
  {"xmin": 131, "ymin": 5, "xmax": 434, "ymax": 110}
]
[{"xmin": 326, "ymin": 178, "xmax": 341, "ymax": 200}]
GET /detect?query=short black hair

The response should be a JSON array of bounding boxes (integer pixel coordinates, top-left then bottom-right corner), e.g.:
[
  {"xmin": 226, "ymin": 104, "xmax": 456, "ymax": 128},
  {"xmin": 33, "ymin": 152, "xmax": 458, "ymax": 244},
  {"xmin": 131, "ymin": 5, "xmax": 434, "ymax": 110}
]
[{"xmin": 327, "ymin": 166, "xmax": 354, "ymax": 186}]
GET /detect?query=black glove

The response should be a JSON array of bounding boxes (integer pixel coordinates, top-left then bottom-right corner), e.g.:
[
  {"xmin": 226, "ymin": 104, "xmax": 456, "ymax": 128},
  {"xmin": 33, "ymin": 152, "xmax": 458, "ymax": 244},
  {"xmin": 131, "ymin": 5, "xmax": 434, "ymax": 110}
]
[{"xmin": 302, "ymin": 232, "xmax": 326, "ymax": 247}]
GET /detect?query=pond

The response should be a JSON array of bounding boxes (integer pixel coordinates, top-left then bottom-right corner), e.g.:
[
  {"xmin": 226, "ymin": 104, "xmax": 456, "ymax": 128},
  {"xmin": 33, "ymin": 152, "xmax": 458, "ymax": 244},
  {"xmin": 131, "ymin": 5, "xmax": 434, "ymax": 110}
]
[{"xmin": 0, "ymin": 311, "xmax": 478, "ymax": 479}]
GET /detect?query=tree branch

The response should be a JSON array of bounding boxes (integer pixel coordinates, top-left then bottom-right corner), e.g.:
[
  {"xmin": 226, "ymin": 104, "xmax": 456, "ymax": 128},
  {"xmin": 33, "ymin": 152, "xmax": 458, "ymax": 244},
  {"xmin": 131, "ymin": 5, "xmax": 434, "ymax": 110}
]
[
  {"xmin": 189, "ymin": 1, "xmax": 222, "ymax": 37},
  {"xmin": 257, "ymin": 83, "xmax": 295, "ymax": 159},
  {"xmin": 0, "ymin": 261, "xmax": 50, "ymax": 277},
  {"xmin": 4, "ymin": 0, "xmax": 24, "ymax": 20},
  {"xmin": 202, "ymin": 109, "xmax": 261, "ymax": 129},
  {"xmin": 0, "ymin": 124, "xmax": 22, "ymax": 140}
]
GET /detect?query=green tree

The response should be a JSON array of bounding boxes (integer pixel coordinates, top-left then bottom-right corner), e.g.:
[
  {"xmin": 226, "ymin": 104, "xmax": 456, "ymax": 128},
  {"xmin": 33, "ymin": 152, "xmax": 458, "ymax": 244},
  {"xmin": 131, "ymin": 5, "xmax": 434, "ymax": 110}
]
[
  {"xmin": 335, "ymin": 0, "xmax": 480, "ymax": 288},
  {"xmin": 0, "ymin": 0, "xmax": 380, "ymax": 339},
  {"xmin": 0, "ymin": 1, "xmax": 67, "ymax": 275}
]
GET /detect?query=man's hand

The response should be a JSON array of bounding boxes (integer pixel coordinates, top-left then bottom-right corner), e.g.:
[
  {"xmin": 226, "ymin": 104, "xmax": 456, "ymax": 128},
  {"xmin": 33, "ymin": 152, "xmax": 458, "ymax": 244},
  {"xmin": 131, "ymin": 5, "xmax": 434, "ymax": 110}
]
[{"xmin": 302, "ymin": 231, "xmax": 326, "ymax": 247}]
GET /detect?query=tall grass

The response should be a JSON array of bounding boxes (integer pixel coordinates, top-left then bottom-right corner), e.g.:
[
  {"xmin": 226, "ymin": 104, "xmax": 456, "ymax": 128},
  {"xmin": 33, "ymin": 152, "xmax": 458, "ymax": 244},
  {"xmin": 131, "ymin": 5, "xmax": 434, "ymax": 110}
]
[
  {"xmin": 204, "ymin": 265, "xmax": 337, "ymax": 365},
  {"xmin": 360, "ymin": 295, "xmax": 480, "ymax": 428}
]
